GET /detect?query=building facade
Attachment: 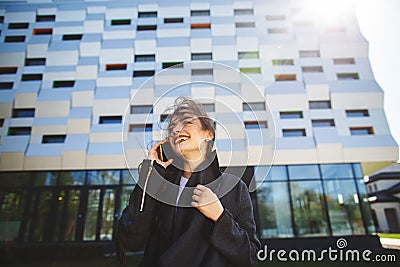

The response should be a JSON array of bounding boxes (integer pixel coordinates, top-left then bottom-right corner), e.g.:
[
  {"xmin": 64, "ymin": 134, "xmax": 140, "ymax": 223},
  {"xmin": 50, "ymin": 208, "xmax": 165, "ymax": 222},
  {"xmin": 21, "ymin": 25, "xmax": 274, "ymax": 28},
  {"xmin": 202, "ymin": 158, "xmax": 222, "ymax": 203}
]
[{"xmin": 0, "ymin": 0, "xmax": 398, "ymax": 248}]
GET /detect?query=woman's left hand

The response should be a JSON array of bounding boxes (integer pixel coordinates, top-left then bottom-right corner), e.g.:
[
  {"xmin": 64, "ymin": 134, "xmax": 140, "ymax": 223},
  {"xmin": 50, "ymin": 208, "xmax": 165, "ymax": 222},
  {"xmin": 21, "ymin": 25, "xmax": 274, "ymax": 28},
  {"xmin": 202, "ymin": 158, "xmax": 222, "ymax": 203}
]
[{"xmin": 192, "ymin": 184, "xmax": 224, "ymax": 222}]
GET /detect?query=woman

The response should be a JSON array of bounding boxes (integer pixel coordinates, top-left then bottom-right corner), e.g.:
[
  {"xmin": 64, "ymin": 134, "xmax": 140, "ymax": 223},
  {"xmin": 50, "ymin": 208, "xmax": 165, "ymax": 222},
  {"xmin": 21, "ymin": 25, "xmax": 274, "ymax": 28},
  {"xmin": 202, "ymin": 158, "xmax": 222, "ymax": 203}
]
[{"xmin": 118, "ymin": 97, "xmax": 260, "ymax": 267}]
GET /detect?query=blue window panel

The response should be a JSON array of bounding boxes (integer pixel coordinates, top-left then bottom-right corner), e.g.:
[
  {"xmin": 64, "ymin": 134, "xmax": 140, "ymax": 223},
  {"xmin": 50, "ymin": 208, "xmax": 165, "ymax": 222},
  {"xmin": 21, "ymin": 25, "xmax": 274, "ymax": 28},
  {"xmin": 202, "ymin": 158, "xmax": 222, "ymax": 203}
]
[
  {"xmin": 99, "ymin": 116, "xmax": 122, "ymax": 124},
  {"xmin": 352, "ymin": 163, "xmax": 363, "ymax": 178},
  {"xmin": 42, "ymin": 135, "xmax": 66, "ymax": 144},
  {"xmin": 288, "ymin": 164, "xmax": 320, "ymax": 180},
  {"xmin": 87, "ymin": 170, "xmax": 120, "ymax": 185},
  {"xmin": 320, "ymin": 164, "xmax": 354, "ymax": 179},
  {"xmin": 254, "ymin": 165, "xmax": 288, "ymax": 182}
]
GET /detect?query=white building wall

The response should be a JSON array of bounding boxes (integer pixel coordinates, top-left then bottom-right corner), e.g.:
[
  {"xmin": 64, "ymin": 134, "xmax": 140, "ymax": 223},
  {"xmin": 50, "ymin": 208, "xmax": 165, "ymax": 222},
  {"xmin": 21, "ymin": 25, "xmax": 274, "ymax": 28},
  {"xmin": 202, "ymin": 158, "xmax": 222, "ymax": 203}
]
[{"xmin": 0, "ymin": 0, "xmax": 398, "ymax": 171}]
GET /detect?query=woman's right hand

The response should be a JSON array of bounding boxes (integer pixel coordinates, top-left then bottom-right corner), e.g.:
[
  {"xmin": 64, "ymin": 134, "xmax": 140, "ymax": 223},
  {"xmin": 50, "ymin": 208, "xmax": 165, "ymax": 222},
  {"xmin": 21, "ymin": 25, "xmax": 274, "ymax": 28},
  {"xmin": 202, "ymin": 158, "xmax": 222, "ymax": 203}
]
[{"xmin": 148, "ymin": 140, "xmax": 174, "ymax": 169}]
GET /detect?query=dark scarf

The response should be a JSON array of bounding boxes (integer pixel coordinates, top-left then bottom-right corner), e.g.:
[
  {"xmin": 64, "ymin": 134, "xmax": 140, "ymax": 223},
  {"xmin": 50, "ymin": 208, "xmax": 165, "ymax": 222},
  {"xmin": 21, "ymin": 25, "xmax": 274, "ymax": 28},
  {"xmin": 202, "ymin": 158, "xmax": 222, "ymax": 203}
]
[{"xmin": 146, "ymin": 151, "xmax": 223, "ymax": 267}]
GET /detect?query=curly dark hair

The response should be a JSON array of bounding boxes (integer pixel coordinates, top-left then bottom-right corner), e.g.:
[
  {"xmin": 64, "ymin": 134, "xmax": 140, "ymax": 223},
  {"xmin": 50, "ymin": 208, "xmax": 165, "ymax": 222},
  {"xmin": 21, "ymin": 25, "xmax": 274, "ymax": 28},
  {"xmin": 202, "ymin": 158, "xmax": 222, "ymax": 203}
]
[{"xmin": 164, "ymin": 97, "xmax": 215, "ymax": 149}]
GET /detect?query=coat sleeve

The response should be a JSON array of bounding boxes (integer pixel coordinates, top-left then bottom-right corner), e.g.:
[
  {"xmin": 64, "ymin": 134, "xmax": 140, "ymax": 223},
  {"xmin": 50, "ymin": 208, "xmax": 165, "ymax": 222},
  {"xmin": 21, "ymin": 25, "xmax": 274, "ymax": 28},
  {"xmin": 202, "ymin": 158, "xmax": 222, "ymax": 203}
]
[
  {"xmin": 123, "ymin": 159, "xmax": 165, "ymax": 251},
  {"xmin": 209, "ymin": 182, "xmax": 261, "ymax": 267}
]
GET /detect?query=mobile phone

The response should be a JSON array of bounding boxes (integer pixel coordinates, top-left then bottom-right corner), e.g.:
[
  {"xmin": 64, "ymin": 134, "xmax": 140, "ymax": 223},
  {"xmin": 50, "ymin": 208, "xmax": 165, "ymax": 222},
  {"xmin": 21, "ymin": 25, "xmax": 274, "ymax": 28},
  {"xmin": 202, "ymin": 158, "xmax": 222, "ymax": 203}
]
[{"xmin": 157, "ymin": 141, "xmax": 174, "ymax": 162}]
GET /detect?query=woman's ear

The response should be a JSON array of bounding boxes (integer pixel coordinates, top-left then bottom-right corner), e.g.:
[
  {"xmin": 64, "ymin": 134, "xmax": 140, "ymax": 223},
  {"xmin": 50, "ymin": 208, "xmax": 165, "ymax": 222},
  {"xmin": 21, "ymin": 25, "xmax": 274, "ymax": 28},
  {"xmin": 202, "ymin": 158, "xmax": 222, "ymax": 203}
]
[{"xmin": 206, "ymin": 130, "xmax": 214, "ymax": 142}]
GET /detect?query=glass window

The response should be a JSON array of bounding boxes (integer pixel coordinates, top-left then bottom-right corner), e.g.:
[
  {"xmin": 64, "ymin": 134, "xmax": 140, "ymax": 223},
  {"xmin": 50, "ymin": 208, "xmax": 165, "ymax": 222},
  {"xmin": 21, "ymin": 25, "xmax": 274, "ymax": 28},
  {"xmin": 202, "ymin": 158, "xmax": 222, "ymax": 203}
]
[
  {"xmin": 60, "ymin": 189, "xmax": 80, "ymax": 241},
  {"xmin": 301, "ymin": 66, "xmax": 323, "ymax": 73},
  {"xmin": 290, "ymin": 180, "xmax": 329, "ymax": 236},
  {"xmin": 111, "ymin": 19, "xmax": 131, "ymax": 26},
  {"xmin": 87, "ymin": 170, "xmax": 120, "ymax": 185},
  {"xmin": 236, "ymin": 22, "xmax": 255, "ymax": 28},
  {"xmin": 191, "ymin": 10, "xmax": 210, "ymax": 16},
  {"xmin": 274, "ymin": 74, "xmax": 296, "ymax": 81},
  {"xmin": 8, "ymin": 127, "xmax": 31, "ymax": 136},
  {"xmin": 272, "ymin": 59, "xmax": 294, "ymax": 66},
  {"xmin": 191, "ymin": 53, "xmax": 212, "ymax": 60},
  {"xmin": 133, "ymin": 70, "xmax": 155, "ymax": 77},
  {"xmin": 240, "ymin": 67, "xmax": 261, "ymax": 74},
  {"xmin": 254, "ymin": 166, "xmax": 287, "ymax": 182},
  {"xmin": 36, "ymin": 15, "xmax": 55, "ymax": 22},
  {"xmin": 12, "ymin": 108, "xmax": 35, "ymax": 118},
  {"xmin": 162, "ymin": 62, "xmax": 183, "ymax": 69},
  {"xmin": 122, "ymin": 170, "xmax": 138, "ymax": 185},
  {"xmin": 288, "ymin": 165, "xmax": 320, "ymax": 180},
  {"xmin": 299, "ymin": 50, "xmax": 320, "ymax": 58},
  {"xmin": 356, "ymin": 179, "xmax": 375, "ymax": 234},
  {"xmin": 257, "ymin": 182, "xmax": 294, "ymax": 238},
  {"xmin": 350, "ymin": 127, "xmax": 374, "ymax": 135},
  {"xmin": 321, "ymin": 164, "xmax": 353, "ymax": 179},
  {"xmin": 202, "ymin": 103, "xmax": 215, "ymax": 112},
  {"xmin": 282, "ymin": 129, "xmax": 306, "ymax": 137},
  {"xmin": 0, "ymin": 67, "xmax": 18, "ymax": 74},
  {"xmin": 323, "ymin": 180, "xmax": 366, "ymax": 235},
  {"xmin": 268, "ymin": 28, "xmax": 288, "ymax": 34},
  {"xmin": 243, "ymin": 102, "xmax": 265, "ymax": 111},
  {"xmin": 309, "ymin": 101, "xmax": 331, "ymax": 109},
  {"xmin": 129, "ymin": 124, "xmax": 152, "ymax": 132},
  {"xmin": 312, "ymin": 119, "xmax": 335, "ymax": 127},
  {"xmin": 337, "ymin": 73, "xmax": 359, "ymax": 80},
  {"xmin": 244, "ymin": 121, "xmax": 268, "ymax": 129},
  {"xmin": 280, "ymin": 111, "xmax": 303, "ymax": 119},
  {"xmin": 346, "ymin": 109, "xmax": 369, "ymax": 117},
  {"xmin": 0, "ymin": 190, "xmax": 27, "ymax": 241},
  {"xmin": 42, "ymin": 135, "xmax": 66, "ymax": 144},
  {"xmin": 352, "ymin": 163, "xmax": 363, "ymax": 178},
  {"xmin": 32, "ymin": 172, "xmax": 58, "ymax": 186},
  {"xmin": 25, "ymin": 58, "xmax": 46, "ymax": 66},
  {"xmin": 131, "ymin": 105, "xmax": 153, "ymax": 114},
  {"xmin": 234, "ymin": 9, "xmax": 253, "ymax": 15},
  {"xmin": 99, "ymin": 116, "xmax": 122, "ymax": 124},
  {"xmin": 164, "ymin": 18, "xmax": 184, "ymax": 23},
  {"xmin": 59, "ymin": 171, "xmax": 86, "ymax": 185},
  {"xmin": 0, "ymin": 172, "xmax": 31, "ymax": 187},
  {"xmin": 138, "ymin": 11, "xmax": 157, "ymax": 18},
  {"xmin": 137, "ymin": 25, "xmax": 157, "ymax": 31},
  {"xmin": 62, "ymin": 34, "xmax": 82, "ymax": 41},
  {"xmin": 135, "ymin": 54, "xmax": 155, "ymax": 62},
  {"xmin": 84, "ymin": 189, "xmax": 100, "ymax": 240},
  {"xmin": 53, "ymin": 80, "xmax": 75, "ymax": 88},
  {"xmin": 238, "ymin": 52, "xmax": 259, "ymax": 59},
  {"xmin": 100, "ymin": 189, "xmax": 116, "ymax": 241},
  {"xmin": 120, "ymin": 186, "xmax": 135, "ymax": 214},
  {"xmin": 333, "ymin": 58, "xmax": 355, "ymax": 65}
]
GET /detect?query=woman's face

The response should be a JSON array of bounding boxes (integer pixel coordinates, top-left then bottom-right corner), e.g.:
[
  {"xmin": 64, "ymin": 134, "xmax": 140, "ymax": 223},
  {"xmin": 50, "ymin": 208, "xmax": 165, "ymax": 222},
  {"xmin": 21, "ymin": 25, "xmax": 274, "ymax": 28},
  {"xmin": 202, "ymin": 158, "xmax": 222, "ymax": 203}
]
[{"xmin": 167, "ymin": 110, "xmax": 213, "ymax": 162}]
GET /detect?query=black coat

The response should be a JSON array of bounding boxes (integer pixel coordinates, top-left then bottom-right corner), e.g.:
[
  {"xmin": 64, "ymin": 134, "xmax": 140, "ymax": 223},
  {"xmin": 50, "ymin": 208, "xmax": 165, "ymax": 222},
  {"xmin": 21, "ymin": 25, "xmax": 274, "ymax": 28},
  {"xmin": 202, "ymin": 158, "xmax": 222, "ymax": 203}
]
[{"xmin": 125, "ymin": 152, "xmax": 261, "ymax": 267}]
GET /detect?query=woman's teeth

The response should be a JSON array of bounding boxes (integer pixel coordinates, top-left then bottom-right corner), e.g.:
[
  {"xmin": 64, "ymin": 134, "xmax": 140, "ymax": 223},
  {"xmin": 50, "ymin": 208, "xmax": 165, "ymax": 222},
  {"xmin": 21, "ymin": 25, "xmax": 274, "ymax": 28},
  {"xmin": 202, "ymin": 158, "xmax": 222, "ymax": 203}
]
[{"xmin": 175, "ymin": 136, "xmax": 189, "ymax": 144}]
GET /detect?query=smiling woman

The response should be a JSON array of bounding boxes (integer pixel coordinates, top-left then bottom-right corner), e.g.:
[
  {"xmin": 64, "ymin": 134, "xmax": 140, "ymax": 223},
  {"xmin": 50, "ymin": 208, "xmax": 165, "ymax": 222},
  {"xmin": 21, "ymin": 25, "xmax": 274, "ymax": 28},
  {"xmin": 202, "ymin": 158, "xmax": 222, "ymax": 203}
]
[{"xmin": 116, "ymin": 97, "xmax": 261, "ymax": 267}]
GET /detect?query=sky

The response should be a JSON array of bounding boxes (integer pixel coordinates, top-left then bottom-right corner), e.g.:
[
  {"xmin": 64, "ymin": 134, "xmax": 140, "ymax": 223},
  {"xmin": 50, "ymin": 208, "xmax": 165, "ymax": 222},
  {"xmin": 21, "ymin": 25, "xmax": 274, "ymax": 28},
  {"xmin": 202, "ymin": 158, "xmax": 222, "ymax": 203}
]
[{"xmin": 355, "ymin": 0, "xmax": 400, "ymax": 161}]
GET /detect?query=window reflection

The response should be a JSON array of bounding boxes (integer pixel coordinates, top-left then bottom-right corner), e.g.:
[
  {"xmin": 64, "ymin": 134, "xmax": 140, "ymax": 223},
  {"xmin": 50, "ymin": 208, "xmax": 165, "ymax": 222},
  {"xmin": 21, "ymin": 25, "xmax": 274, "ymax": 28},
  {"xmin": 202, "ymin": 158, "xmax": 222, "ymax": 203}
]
[
  {"xmin": 59, "ymin": 171, "xmax": 86, "ymax": 185},
  {"xmin": 87, "ymin": 170, "xmax": 120, "ymax": 185},
  {"xmin": 257, "ymin": 182, "xmax": 293, "ymax": 238},
  {"xmin": 288, "ymin": 165, "xmax": 320, "ymax": 180},
  {"xmin": 356, "ymin": 178, "xmax": 376, "ymax": 234},
  {"xmin": 290, "ymin": 181, "xmax": 328, "ymax": 236},
  {"xmin": 84, "ymin": 189, "xmax": 100, "ymax": 240},
  {"xmin": 321, "ymin": 164, "xmax": 353, "ymax": 179},
  {"xmin": 324, "ymin": 180, "xmax": 365, "ymax": 235},
  {"xmin": 0, "ymin": 190, "xmax": 26, "ymax": 241},
  {"xmin": 122, "ymin": 170, "xmax": 138, "ymax": 185},
  {"xmin": 100, "ymin": 189, "xmax": 115, "ymax": 240},
  {"xmin": 254, "ymin": 166, "xmax": 287, "ymax": 182}
]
